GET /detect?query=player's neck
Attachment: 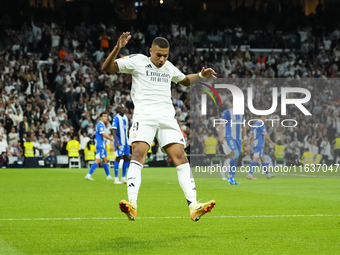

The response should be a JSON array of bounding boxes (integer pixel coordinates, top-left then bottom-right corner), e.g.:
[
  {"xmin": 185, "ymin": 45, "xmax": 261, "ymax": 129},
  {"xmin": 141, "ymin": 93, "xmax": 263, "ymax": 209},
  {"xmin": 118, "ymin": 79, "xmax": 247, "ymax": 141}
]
[{"xmin": 149, "ymin": 57, "xmax": 164, "ymax": 69}]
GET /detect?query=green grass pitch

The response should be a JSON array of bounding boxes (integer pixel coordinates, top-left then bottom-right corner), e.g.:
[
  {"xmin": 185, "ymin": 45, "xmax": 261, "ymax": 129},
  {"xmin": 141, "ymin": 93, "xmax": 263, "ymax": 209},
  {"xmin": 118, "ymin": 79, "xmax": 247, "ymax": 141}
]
[{"xmin": 0, "ymin": 167, "xmax": 339, "ymax": 255}]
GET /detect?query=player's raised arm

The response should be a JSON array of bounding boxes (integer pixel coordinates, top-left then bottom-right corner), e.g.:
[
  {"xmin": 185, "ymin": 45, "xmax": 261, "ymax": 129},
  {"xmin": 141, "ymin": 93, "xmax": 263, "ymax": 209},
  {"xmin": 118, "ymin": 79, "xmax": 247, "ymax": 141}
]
[
  {"xmin": 178, "ymin": 67, "xmax": 217, "ymax": 87},
  {"xmin": 102, "ymin": 32, "xmax": 131, "ymax": 73}
]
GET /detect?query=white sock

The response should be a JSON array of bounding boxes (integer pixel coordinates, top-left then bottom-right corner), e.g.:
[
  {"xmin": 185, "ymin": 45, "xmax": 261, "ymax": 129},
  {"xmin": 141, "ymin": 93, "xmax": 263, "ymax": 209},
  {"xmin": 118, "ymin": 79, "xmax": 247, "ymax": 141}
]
[
  {"xmin": 224, "ymin": 158, "xmax": 232, "ymax": 178},
  {"xmin": 176, "ymin": 163, "xmax": 197, "ymax": 206},
  {"xmin": 127, "ymin": 160, "xmax": 143, "ymax": 204},
  {"xmin": 221, "ymin": 158, "xmax": 230, "ymax": 179}
]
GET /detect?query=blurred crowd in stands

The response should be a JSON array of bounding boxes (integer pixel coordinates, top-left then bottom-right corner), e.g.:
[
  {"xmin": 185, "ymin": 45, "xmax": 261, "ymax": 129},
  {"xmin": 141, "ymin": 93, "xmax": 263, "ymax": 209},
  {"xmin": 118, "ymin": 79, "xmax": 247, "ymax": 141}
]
[
  {"xmin": 1, "ymin": 0, "xmax": 340, "ymax": 166},
  {"xmin": 189, "ymin": 78, "xmax": 340, "ymax": 166}
]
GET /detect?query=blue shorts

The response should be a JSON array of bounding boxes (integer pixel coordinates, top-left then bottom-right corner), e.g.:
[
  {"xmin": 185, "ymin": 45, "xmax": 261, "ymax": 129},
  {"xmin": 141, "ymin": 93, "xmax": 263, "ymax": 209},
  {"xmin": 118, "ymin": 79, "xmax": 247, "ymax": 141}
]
[
  {"xmin": 254, "ymin": 147, "xmax": 264, "ymax": 158},
  {"xmin": 226, "ymin": 137, "xmax": 242, "ymax": 153},
  {"xmin": 114, "ymin": 142, "xmax": 130, "ymax": 157},
  {"xmin": 95, "ymin": 148, "xmax": 107, "ymax": 159}
]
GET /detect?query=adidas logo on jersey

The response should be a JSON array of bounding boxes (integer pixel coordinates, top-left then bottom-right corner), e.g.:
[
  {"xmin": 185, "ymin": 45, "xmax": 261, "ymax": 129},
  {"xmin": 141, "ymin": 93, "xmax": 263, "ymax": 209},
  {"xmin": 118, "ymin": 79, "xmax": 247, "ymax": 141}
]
[{"xmin": 145, "ymin": 64, "xmax": 152, "ymax": 68}]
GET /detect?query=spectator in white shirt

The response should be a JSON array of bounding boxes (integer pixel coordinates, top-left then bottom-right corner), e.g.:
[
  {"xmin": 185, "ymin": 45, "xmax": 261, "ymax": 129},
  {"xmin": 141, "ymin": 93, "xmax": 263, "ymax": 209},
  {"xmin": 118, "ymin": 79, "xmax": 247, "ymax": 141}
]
[
  {"xmin": 50, "ymin": 116, "xmax": 60, "ymax": 133},
  {"xmin": 51, "ymin": 31, "xmax": 60, "ymax": 48},
  {"xmin": 41, "ymin": 138, "xmax": 52, "ymax": 158},
  {"xmin": 61, "ymin": 124, "xmax": 70, "ymax": 134},
  {"xmin": 0, "ymin": 135, "xmax": 9, "ymax": 154},
  {"xmin": 8, "ymin": 127, "xmax": 19, "ymax": 145},
  {"xmin": 87, "ymin": 123, "xmax": 95, "ymax": 136},
  {"xmin": 5, "ymin": 82, "xmax": 15, "ymax": 95},
  {"xmin": 323, "ymin": 36, "xmax": 332, "ymax": 51},
  {"xmin": 311, "ymin": 140, "xmax": 319, "ymax": 160},
  {"xmin": 320, "ymin": 136, "xmax": 331, "ymax": 164},
  {"xmin": 76, "ymin": 83, "xmax": 86, "ymax": 94},
  {"xmin": 9, "ymin": 142, "xmax": 20, "ymax": 156},
  {"xmin": 291, "ymin": 136, "xmax": 301, "ymax": 157},
  {"xmin": 332, "ymin": 114, "xmax": 340, "ymax": 134},
  {"xmin": 0, "ymin": 125, "xmax": 7, "ymax": 141},
  {"xmin": 93, "ymin": 47, "xmax": 105, "ymax": 62},
  {"xmin": 78, "ymin": 129, "xmax": 90, "ymax": 150},
  {"xmin": 32, "ymin": 135, "xmax": 41, "ymax": 156}
]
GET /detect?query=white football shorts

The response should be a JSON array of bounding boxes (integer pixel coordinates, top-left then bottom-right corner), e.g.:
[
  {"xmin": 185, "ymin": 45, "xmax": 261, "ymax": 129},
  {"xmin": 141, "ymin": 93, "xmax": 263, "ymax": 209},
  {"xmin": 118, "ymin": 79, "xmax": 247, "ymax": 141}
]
[
  {"xmin": 129, "ymin": 114, "xmax": 185, "ymax": 148},
  {"xmin": 222, "ymin": 140, "xmax": 232, "ymax": 155}
]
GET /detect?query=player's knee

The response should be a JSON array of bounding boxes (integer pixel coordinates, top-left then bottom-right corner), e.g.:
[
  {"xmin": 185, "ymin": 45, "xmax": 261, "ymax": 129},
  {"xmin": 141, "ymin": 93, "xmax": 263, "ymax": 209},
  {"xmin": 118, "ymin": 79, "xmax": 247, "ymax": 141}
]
[
  {"xmin": 131, "ymin": 149, "xmax": 147, "ymax": 162},
  {"xmin": 173, "ymin": 151, "xmax": 188, "ymax": 165}
]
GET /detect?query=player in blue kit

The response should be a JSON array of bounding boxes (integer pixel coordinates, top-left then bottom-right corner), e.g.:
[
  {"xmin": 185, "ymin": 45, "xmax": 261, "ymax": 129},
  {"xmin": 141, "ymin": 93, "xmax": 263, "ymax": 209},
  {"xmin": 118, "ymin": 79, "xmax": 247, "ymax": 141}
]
[
  {"xmin": 219, "ymin": 102, "xmax": 247, "ymax": 185},
  {"xmin": 111, "ymin": 104, "xmax": 130, "ymax": 184},
  {"xmin": 85, "ymin": 112, "xmax": 115, "ymax": 181},
  {"xmin": 247, "ymin": 116, "xmax": 276, "ymax": 179}
]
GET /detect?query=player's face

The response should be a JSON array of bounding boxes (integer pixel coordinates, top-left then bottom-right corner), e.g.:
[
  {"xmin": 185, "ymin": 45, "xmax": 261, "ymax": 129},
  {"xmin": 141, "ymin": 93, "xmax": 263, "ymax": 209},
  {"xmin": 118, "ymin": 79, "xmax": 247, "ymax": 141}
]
[
  {"xmin": 118, "ymin": 107, "xmax": 125, "ymax": 116},
  {"xmin": 101, "ymin": 114, "xmax": 108, "ymax": 124},
  {"xmin": 150, "ymin": 45, "xmax": 169, "ymax": 68}
]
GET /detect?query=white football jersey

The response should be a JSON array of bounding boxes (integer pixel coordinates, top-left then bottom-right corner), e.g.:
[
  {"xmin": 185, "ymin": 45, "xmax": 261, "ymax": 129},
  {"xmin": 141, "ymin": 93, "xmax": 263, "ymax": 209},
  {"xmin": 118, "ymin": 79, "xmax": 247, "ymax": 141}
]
[{"xmin": 115, "ymin": 54, "xmax": 186, "ymax": 117}]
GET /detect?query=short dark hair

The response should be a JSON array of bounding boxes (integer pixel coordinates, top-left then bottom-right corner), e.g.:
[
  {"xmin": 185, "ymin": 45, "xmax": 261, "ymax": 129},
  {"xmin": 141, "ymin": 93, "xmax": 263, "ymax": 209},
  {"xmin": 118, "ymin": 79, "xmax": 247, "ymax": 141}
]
[
  {"xmin": 100, "ymin": 111, "xmax": 108, "ymax": 117},
  {"xmin": 152, "ymin": 37, "xmax": 169, "ymax": 49}
]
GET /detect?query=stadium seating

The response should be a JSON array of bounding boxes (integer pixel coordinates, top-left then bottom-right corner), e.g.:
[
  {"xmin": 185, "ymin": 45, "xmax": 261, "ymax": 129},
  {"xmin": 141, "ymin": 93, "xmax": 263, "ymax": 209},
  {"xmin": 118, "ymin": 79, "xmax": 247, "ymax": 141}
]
[
  {"xmin": 69, "ymin": 157, "xmax": 81, "ymax": 169},
  {"xmin": 241, "ymin": 155, "xmax": 252, "ymax": 166},
  {"xmin": 57, "ymin": 156, "xmax": 69, "ymax": 166},
  {"xmin": 87, "ymin": 160, "xmax": 95, "ymax": 168},
  {"xmin": 275, "ymin": 158, "xmax": 286, "ymax": 167},
  {"xmin": 210, "ymin": 157, "xmax": 222, "ymax": 166}
]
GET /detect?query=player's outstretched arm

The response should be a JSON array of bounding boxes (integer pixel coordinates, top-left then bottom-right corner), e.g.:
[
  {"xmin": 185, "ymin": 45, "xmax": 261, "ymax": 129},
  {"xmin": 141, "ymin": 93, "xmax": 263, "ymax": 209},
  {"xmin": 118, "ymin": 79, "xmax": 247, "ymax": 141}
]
[
  {"xmin": 102, "ymin": 32, "xmax": 131, "ymax": 73},
  {"xmin": 179, "ymin": 67, "xmax": 217, "ymax": 87}
]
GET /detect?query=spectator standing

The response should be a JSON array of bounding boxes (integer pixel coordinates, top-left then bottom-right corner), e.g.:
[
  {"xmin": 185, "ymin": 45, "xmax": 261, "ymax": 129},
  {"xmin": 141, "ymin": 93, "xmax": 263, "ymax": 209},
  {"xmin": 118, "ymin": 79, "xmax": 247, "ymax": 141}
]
[
  {"xmin": 0, "ymin": 135, "xmax": 9, "ymax": 155},
  {"xmin": 320, "ymin": 136, "xmax": 331, "ymax": 165},
  {"xmin": 41, "ymin": 138, "xmax": 52, "ymax": 159},
  {"xmin": 333, "ymin": 133, "xmax": 340, "ymax": 163},
  {"xmin": 0, "ymin": 152, "xmax": 9, "ymax": 168}
]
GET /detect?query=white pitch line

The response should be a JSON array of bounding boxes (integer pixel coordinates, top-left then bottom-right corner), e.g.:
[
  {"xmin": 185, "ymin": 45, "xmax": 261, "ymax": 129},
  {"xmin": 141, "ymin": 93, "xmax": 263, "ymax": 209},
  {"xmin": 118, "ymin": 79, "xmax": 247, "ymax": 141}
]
[{"xmin": 0, "ymin": 214, "xmax": 339, "ymax": 221}]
